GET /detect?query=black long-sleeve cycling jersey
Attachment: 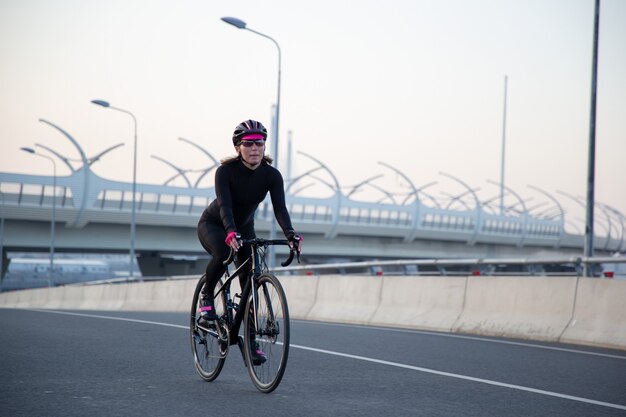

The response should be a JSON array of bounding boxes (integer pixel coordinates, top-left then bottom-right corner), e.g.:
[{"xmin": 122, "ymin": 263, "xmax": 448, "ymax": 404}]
[{"xmin": 199, "ymin": 159, "xmax": 294, "ymax": 237}]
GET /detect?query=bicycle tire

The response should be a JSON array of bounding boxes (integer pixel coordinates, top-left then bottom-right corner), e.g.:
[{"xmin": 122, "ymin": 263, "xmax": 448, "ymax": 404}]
[
  {"xmin": 190, "ymin": 274, "xmax": 228, "ymax": 382},
  {"xmin": 243, "ymin": 273, "xmax": 290, "ymax": 393}
]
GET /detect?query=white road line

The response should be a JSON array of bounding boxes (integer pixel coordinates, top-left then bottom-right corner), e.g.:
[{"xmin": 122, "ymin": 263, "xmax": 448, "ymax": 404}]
[
  {"xmin": 29, "ymin": 309, "xmax": 188, "ymax": 330},
  {"xmin": 293, "ymin": 319, "xmax": 626, "ymax": 361},
  {"xmin": 290, "ymin": 343, "xmax": 626, "ymax": 411},
  {"xmin": 30, "ymin": 309, "xmax": 626, "ymax": 411}
]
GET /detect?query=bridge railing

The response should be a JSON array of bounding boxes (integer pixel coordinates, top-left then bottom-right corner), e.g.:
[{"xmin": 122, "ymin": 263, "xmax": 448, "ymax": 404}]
[
  {"xmin": 0, "ymin": 171, "xmax": 213, "ymax": 216},
  {"xmin": 95, "ymin": 190, "xmax": 211, "ymax": 215},
  {"xmin": 0, "ymin": 179, "xmax": 75, "ymax": 208},
  {"xmin": 1, "ymin": 169, "xmax": 623, "ymax": 251},
  {"xmin": 256, "ymin": 192, "xmax": 568, "ymax": 246}
]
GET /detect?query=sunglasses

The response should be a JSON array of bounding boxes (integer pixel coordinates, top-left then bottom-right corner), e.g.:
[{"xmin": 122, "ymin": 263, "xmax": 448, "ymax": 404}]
[{"xmin": 240, "ymin": 140, "xmax": 266, "ymax": 148}]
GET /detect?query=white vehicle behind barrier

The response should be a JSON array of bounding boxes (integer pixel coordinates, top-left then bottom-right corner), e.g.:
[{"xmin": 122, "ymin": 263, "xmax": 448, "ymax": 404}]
[{"xmin": 2, "ymin": 258, "xmax": 111, "ymax": 291}]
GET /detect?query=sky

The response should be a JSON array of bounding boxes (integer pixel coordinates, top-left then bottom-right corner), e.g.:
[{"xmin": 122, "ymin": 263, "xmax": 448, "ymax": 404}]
[{"xmin": 1, "ymin": 0, "xmax": 625, "ymax": 236}]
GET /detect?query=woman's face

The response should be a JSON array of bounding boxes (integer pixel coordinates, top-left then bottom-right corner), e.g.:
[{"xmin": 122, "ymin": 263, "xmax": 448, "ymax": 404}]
[{"xmin": 238, "ymin": 140, "xmax": 265, "ymax": 168}]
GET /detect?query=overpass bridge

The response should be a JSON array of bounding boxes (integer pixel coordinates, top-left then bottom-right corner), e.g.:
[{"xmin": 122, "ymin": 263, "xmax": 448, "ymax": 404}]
[
  {"xmin": 1, "ymin": 120, "xmax": 624, "ymax": 277},
  {"xmin": 2, "ymin": 164, "xmax": 623, "ymax": 277}
]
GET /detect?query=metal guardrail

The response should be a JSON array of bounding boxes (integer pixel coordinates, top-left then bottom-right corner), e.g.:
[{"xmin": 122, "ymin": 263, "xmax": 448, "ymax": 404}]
[
  {"xmin": 56, "ymin": 256, "xmax": 626, "ymax": 286},
  {"xmin": 272, "ymin": 256, "xmax": 626, "ymax": 277}
]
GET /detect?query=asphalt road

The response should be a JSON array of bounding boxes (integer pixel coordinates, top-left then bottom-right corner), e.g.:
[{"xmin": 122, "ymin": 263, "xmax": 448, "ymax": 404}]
[{"xmin": 1, "ymin": 309, "xmax": 625, "ymax": 417}]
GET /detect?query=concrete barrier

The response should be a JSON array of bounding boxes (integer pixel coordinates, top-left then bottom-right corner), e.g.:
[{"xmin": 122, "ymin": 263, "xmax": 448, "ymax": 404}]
[
  {"xmin": 117, "ymin": 279, "xmax": 196, "ymax": 312},
  {"xmin": 371, "ymin": 275, "xmax": 466, "ymax": 332},
  {"xmin": 452, "ymin": 276, "xmax": 578, "ymax": 342},
  {"xmin": 305, "ymin": 275, "xmax": 383, "ymax": 324},
  {"xmin": 279, "ymin": 275, "xmax": 319, "ymax": 319},
  {"xmin": 27, "ymin": 286, "xmax": 55, "ymax": 309},
  {"xmin": 60, "ymin": 286, "xmax": 87, "ymax": 310},
  {"xmin": 97, "ymin": 284, "xmax": 127, "ymax": 310},
  {"xmin": 560, "ymin": 278, "xmax": 626, "ymax": 350},
  {"xmin": 1, "ymin": 275, "xmax": 624, "ymax": 350}
]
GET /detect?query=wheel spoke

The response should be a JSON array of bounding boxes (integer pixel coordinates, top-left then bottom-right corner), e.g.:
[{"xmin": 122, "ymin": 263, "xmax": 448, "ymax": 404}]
[
  {"xmin": 190, "ymin": 276, "xmax": 228, "ymax": 381},
  {"xmin": 244, "ymin": 274, "xmax": 290, "ymax": 393}
]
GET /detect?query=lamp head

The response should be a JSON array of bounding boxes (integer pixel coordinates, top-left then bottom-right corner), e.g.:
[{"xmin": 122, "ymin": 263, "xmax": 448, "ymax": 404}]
[
  {"xmin": 91, "ymin": 99, "xmax": 110, "ymax": 108},
  {"xmin": 20, "ymin": 147, "xmax": 36, "ymax": 154},
  {"xmin": 221, "ymin": 17, "xmax": 247, "ymax": 29}
]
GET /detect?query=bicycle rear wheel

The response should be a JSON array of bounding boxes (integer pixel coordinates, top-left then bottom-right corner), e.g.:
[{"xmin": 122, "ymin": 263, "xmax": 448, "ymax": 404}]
[
  {"xmin": 243, "ymin": 273, "xmax": 290, "ymax": 393},
  {"xmin": 190, "ymin": 274, "xmax": 228, "ymax": 381}
]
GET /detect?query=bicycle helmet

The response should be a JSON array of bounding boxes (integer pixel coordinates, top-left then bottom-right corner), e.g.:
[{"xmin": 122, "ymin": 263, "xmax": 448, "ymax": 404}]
[{"xmin": 232, "ymin": 119, "xmax": 268, "ymax": 146}]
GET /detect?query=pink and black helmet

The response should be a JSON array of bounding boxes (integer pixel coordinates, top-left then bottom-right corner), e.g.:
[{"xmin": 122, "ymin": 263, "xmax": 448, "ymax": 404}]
[{"xmin": 232, "ymin": 119, "xmax": 268, "ymax": 146}]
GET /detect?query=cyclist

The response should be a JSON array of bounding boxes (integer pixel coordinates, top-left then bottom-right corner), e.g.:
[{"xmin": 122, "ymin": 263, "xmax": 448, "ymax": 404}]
[{"xmin": 196, "ymin": 119, "xmax": 301, "ymax": 364}]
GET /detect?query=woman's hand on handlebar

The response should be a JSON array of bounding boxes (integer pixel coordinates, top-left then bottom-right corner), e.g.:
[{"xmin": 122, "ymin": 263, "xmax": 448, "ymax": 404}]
[
  {"xmin": 225, "ymin": 231, "xmax": 241, "ymax": 252},
  {"xmin": 286, "ymin": 232, "xmax": 303, "ymax": 256}
]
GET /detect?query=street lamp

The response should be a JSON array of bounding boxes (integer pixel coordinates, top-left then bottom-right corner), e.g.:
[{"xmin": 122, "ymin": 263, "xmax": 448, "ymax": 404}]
[
  {"xmin": 21, "ymin": 147, "xmax": 56, "ymax": 287},
  {"xmin": 584, "ymin": 0, "xmax": 601, "ymax": 276},
  {"xmin": 499, "ymin": 75, "xmax": 508, "ymax": 216},
  {"xmin": 91, "ymin": 99, "xmax": 138, "ymax": 278},
  {"xmin": 222, "ymin": 16, "xmax": 282, "ymax": 268}
]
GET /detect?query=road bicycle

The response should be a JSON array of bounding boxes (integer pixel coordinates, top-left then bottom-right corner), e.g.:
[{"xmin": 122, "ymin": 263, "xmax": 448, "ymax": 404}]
[{"xmin": 190, "ymin": 236, "xmax": 301, "ymax": 393}]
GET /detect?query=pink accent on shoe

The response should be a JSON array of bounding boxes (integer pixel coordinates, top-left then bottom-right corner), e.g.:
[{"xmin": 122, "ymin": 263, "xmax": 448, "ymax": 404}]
[{"xmin": 199, "ymin": 306, "xmax": 213, "ymax": 312}]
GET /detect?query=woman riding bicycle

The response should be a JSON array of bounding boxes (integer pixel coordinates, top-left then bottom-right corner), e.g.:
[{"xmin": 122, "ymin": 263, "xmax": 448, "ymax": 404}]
[{"xmin": 196, "ymin": 119, "xmax": 300, "ymax": 362}]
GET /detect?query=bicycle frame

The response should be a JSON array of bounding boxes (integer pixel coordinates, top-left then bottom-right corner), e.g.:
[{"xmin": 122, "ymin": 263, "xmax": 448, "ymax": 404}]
[{"xmin": 214, "ymin": 241, "xmax": 277, "ymax": 346}]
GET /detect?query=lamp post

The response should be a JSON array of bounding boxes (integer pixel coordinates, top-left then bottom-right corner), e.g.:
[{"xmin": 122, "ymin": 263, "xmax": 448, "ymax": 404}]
[
  {"xmin": 499, "ymin": 75, "xmax": 508, "ymax": 215},
  {"xmin": 21, "ymin": 147, "xmax": 56, "ymax": 287},
  {"xmin": 91, "ymin": 99, "xmax": 138, "ymax": 278},
  {"xmin": 584, "ymin": 0, "xmax": 601, "ymax": 276},
  {"xmin": 222, "ymin": 16, "xmax": 282, "ymax": 268}
]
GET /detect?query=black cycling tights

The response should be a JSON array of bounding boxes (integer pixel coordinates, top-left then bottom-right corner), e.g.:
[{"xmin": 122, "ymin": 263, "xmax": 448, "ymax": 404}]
[{"xmin": 197, "ymin": 220, "xmax": 252, "ymax": 300}]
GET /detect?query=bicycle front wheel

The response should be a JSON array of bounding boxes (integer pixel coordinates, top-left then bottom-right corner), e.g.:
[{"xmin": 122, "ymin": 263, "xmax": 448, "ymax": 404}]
[
  {"xmin": 190, "ymin": 274, "xmax": 228, "ymax": 382},
  {"xmin": 243, "ymin": 273, "xmax": 290, "ymax": 393}
]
